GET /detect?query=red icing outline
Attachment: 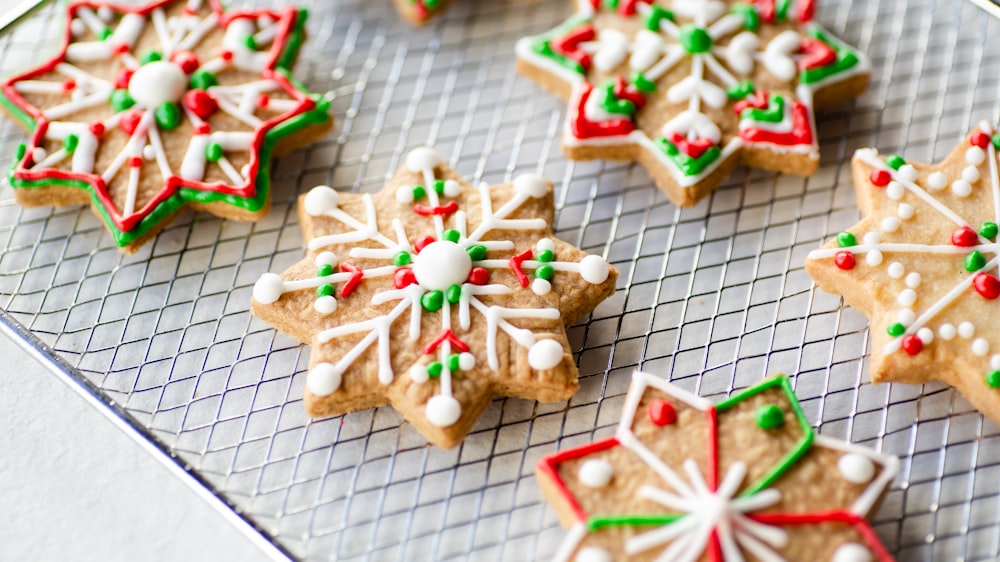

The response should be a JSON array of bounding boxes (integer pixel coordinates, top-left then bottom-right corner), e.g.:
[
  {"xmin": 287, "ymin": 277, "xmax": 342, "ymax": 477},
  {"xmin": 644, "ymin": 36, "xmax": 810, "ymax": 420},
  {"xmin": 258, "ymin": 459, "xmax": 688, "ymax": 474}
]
[
  {"xmin": 617, "ymin": 0, "xmax": 652, "ymax": 16},
  {"xmin": 612, "ymin": 76, "xmax": 646, "ymax": 110},
  {"xmin": 751, "ymin": 511, "xmax": 894, "ymax": 562},
  {"xmin": 569, "ymin": 84, "xmax": 636, "ymax": 140},
  {"xmin": 509, "ymin": 248, "xmax": 533, "ymax": 287},
  {"xmin": 551, "ymin": 24, "xmax": 596, "ymax": 72},
  {"xmin": 535, "ymin": 436, "xmax": 621, "ymax": 523},
  {"xmin": 413, "ymin": 201, "xmax": 459, "ymax": 216},
  {"xmin": 423, "ymin": 328, "xmax": 470, "ymax": 355},
  {"xmin": 738, "ymin": 99, "xmax": 814, "ymax": 147},
  {"xmin": 338, "ymin": 262, "xmax": 364, "ymax": 297},
  {"xmin": 797, "ymin": 36, "xmax": 837, "ymax": 71},
  {"xmin": 669, "ymin": 133, "xmax": 715, "ymax": 159}
]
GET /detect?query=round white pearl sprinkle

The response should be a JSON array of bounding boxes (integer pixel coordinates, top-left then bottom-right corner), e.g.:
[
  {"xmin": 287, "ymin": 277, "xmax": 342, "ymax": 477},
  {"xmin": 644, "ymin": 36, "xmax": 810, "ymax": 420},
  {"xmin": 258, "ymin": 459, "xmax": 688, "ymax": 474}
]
[
  {"xmin": 887, "ymin": 262, "xmax": 905, "ymax": 279},
  {"xmin": 70, "ymin": 18, "xmax": 86, "ymax": 37},
  {"xmin": 886, "ymin": 181, "xmax": 904, "ymax": 200},
  {"xmin": 579, "ymin": 255, "xmax": 610, "ymax": 284},
  {"xmin": 905, "ymin": 273, "xmax": 921, "ymax": 288},
  {"xmin": 897, "ymin": 289, "xmax": 916, "ymax": 306},
  {"xmin": 927, "ymin": 171, "xmax": 948, "ymax": 191},
  {"xmin": 412, "ymin": 241, "xmax": 472, "ymax": 290},
  {"xmin": 837, "ymin": 453, "xmax": 876, "ymax": 484},
  {"xmin": 314, "ymin": 295, "xmax": 337, "ymax": 314},
  {"xmin": 973, "ymin": 338, "xmax": 990, "ymax": 356},
  {"xmin": 898, "ymin": 165, "xmax": 918, "ymax": 182},
  {"xmin": 952, "ymin": 180, "xmax": 973, "ymax": 198},
  {"xmin": 316, "ymin": 251, "xmax": 338, "ymax": 267},
  {"xmin": 575, "ymin": 547, "xmax": 612, "ymax": 562},
  {"xmin": 513, "ymin": 173, "xmax": 549, "ymax": 199},
  {"xmin": 406, "ymin": 146, "xmax": 441, "ymax": 173},
  {"xmin": 897, "ymin": 309, "xmax": 915, "ymax": 325},
  {"xmin": 536, "ymin": 238, "xmax": 556, "ymax": 253},
  {"xmin": 304, "ymin": 185, "xmax": 339, "ymax": 216},
  {"xmin": 964, "ymin": 165, "xmax": 981, "ymax": 184},
  {"xmin": 532, "ymin": 278, "xmax": 552, "ymax": 296},
  {"xmin": 97, "ymin": 5, "xmax": 114, "ymax": 21},
  {"xmin": 880, "ymin": 217, "xmax": 900, "ymax": 232},
  {"xmin": 128, "ymin": 61, "xmax": 187, "ymax": 107},
  {"xmin": 143, "ymin": 145, "xmax": 156, "ymax": 160},
  {"xmin": 832, "ymin": 542, "xmax": 872, "ymax": 562},
  {"xmin": 443, "ymin": 180, "xmax": 461, "ymax": 197},
  {"xmin": 253, "ymin": 273, "xmax": 284, "ymax": 304},
  {"xmin": 31, "ymin": 147, "xmax": 47, "ymax": 162},
  {"xmin": 395, "ymin": 185, "xmax": 414, "ymax": 203},
  {"xmin": 939, "ymin": 324, "xmax": 956, "ymax": 340},
  {"xmin": 991, "ymin": 354, "xmax": 1000, "ymax": 370},
  {"xmin": 410, "ymin": 364, "xmax": 429, "ymax": 384},
  {"xmin": 863, "ymin": 232, "xmax": 880, "ymax": 245},
  {"xmin": 307, "ymin": 363, "xmax": 342, "ymax": 396},
  {"xmin": 458, "ymin": 352, "xmax": 476, "ymax": 371},
  {"xmin": 917, "ymin": 327, "xmax": 934, "ymax": 344},
  {"xmin": 240, "ymin": 164, "xmax": 250, "ymax": 179},
  {"xmin": 866, "ymin": 250, "xmax": 883, "ymax": 266},
  {"xmin": 967, "ymin": 146, "xmax": 987, "ymax": 166},
  {"xmin": 426, "ymin": 394, "xmax": 462, "ymax": 427},
  {"xmin": 897, "ymin": 203, "xmax": 915, "ymax": 220},
  {"xmin": 959, "ymin": 321, "xmax": 976, "ymax": 339},
  {"xmin": 578, "ymin": 459, "xmax": 614, "ymax": 488},
  {"xmin": 528, "ymin": 339, "xmax": 564, "ymax": 370}
]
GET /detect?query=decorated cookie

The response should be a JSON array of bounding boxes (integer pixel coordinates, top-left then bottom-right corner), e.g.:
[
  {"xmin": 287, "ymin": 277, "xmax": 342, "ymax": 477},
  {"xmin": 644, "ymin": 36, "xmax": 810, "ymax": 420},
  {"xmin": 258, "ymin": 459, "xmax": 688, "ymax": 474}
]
[
  {"xmin": 515, "ymin": 0, "xmax": 870, "ymax": 207},
  {"xmin": 537, "ymin": 372, "xmax": 899, "ymax": 561},
  {"xmin": 0, "ymin": 0, "xmax": 333, "ymax": 253},
  {"xmin": 805, "ymin": 122, "xmax": 1000, "ymax": 426},
  {"xmin": 251, "ymin": 147, "xmax": 618, "ymax": 448},
  {"xmin": 392, "ymin": 0, "xmax": 456, "ymax": 25}
]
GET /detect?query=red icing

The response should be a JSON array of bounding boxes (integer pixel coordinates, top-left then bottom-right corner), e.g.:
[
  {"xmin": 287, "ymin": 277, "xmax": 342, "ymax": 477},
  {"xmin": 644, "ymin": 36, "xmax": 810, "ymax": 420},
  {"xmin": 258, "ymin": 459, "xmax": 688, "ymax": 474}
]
[
  {"xmin": 613, "ymin": 76, "xmax": 646, "ymax": 110},
  {"xmin": 901, "ymin": 334, "xmax": 923, "ymax": 356},
  {"xmin": 194, "ymin": 122, "xmax": 211, "ymax": 135},
  {"xmin": 733, "ymin": 91, "xmax": 769, "ymax": 114},
  {"xmin": 870, "ymin": 169, "xmax": 891, "ymax": 187},
  {"xmin": 423, "ymin": 328, "xmax": 470, "ymax": 355},
  {"xmin": 88, "ymin": 121, "xmax": 105, "ymax": 137},
  {"xmin": 112, "ymin": 42, "xmax": 129, "ymax": 55},
  {"xmin": 535, "ymin": 436, "xmax": 621, "ymax": 523},
  {"xmin": 393, "ymin": 267, "xmax": 416, "ymax": 289},
  {"xmin": 257, "ymin": 93, "xmax": 270, "ymax": 108},
  {"xmin": 834, "ymin": 251, "xmax": 855, "ymax": 270},
  {"xmin": 338, "ymin": 262, "xmax": 364, "ymax": 297},
  {"xmin": 754, "ymin": 0, "xmax": 777, "ymax": 22},
  {"xmin": 550, "ymin": 24, "xmax": 596, "ymax": 72},
  {"xmin": 974, "ymin": 272, "xmax": 1000, "ymax": 299},
  {"xmin": 797, "ymin": 36, "xmax": 836, "ymax": 71},
  {"xmin": 647, "ymin": 399, "xmax": 677, "ymax": 426},
  {"xmin": 951, "ymin": 225, "xmax": 979, "ymax": 247},
  {"xmin": 708, "ymin": 531, "xmax": 723, "ymax": 562},
  {"xmin": 119, "ymin": 109, "xmax": 143, "ymax": 135},
  {"xmin": 413, "ymin": 201, "xmax": 459, "ymax": 216},
  {"xmin": 706, "ymin": 406, "xmax": 718, "ymax": 491},
  {"xmin": 970, "ymin": 130, "xmax": 991, "ymax": 149},
  {"xmin": 414, "ymin": 235, "xmax": 436, "ymax": 253},
  {"xmin": 570, "ymin": 84, "xmax": 635, "ymax": 139},
  {"xmin": 669, "ymin": 133, "xmax": 715, "ymax": 159},
  {"xmin": 171, "ymin": 51, "xmax": 200, "ymax": 74},
  {"xmin": 738, "ymin": 99, "xmax": 814, "ymax": 146},
  {"xmin": 797, "ymin": 0, "xmax": 815, "ymax": 22},
  {"xmin": 220, "ymin": 50, "xmax": 234, "ymax": 61},
  {"xmin": 62, "ymin": 79, "xmax": 76, "ymax": 93},
  {"xmin": 509, "ymin": 249, "xmax": 533, "ymax": 287},
  {"xmin": 751, "ymin": 511, "xmax": 893, "ymax": 562},
  {"xmin": 128, "ymin": 156, "xmax": 143, "ymax": 168},
  {"xmin": 466, "ymin": 267, "xmax": 489, "ymax": 285},
  {"xmin": 184, "ymin": 89, "xmax": 218, "ymax": 120},
  {"xmin": 617, "ymin": 0, "xmax": 652, "ymax": 16},
  {"xmin": 114, "ymin": 68, "xmax": 133, "ymax": 89}
]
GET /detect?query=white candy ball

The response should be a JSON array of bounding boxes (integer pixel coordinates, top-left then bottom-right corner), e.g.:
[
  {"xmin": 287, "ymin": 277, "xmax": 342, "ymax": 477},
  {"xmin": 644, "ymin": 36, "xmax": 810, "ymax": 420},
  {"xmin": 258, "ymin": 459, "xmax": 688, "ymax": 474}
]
[
  {"xmin": 406, "ymin": 146, "xmax": 441, "ymax": 173},
  {"xmin": 314, "ymin": 295, "xmax": 337, "ymax": 314},
  {"xmin": 528, "ymin": 339, "xmax": 564, "ymax": 370},
  {"xmin": 458, "ymin": 352, "xmax": 476, "ymax": 371},
  {"xmin": 532, "ymin": 278, "xmax": 552, "ymax": 296},
  {"xmin": 253, "ymin": 273, "xmax": 284, "ymax": 304},
  {"xmin": 304, "ymin": 185, "xmax": 339, "ymax": 216},
  {"xmin": 316, "ymin": 251, "xmax": 339, "ymax": 268},
  {"xmin": 425, "ymin": 395, "xmax": 461, "ymax": 427},
  {"xmin": 307, "ymin": 363, "xmax": 342, "ymax": 396},
  {"xmin": 513, "ymin": 173, "xmax": 549, "ymax": 198},
  {"xmin": 579, "ymin": 255, "xmax": 610, "ymax": 284}
]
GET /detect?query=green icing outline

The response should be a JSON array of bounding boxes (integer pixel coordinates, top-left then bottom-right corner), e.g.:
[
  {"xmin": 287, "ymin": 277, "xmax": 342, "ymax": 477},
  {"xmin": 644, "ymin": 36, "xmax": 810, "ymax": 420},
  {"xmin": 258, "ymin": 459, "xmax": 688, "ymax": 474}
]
[
  {"xmin": 2, "ymin": 7, "xmax": 332, "ymax": 248},
  {"xmin": 596, "ymin": 80, "xmax": 636, "ymax": 116},
  {"xmin": 799, "ymin": 26, "xmax": 861, "ymax": 85},
  {"xmin": 587, "ymin": 513, "xmax": 682, "ymax": 531},
  {"xmin": 655, "ymin": 137, "xmax": 722, "ymax": 177},
  {"xmin": 529, "ymin": 15, "xmax": 592, "ymax": 76},
  {"xmin": 739, "ymin": 94, "xmax": 785, "ymax": 123}
]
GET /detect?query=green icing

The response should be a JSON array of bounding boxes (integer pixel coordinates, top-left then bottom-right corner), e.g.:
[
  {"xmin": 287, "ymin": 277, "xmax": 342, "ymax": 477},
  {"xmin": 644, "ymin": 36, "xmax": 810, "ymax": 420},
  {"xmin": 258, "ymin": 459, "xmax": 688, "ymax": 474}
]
[
  {"xmin": 427, "ymin": 362, "xmax": 443, "ymax": 378},
  {"xmin": 656, "ymin": 138, "xmax": 722, "ymax": 178},
  {"xmin": 885, "ymin": 155, "xmax": 905, "ymax": 170},
  {"xmin": 394, "ymin": 251, "xmax": 411, "ymax": 266},
  {"xmin": 987, "ymin": 371, "xmax": 1000, "ymax": 389},
  {"xmin": 966, "ymin": 251, "xmax": 986, "ymax": 272},
  {"xmin": 528, "ymin": 16, "xmax": 592, "ymax": 76},
  {"xmin": 316, "ymin": 284, "xmax": 334, "ymax": 297},
  {"xmin": 645, "ymin": 5, "xmax": 674, "ymax": 31},
  {"xmin": 596, "ymin": 80, "xmax": 636, "ymax": 116},
  {"xmin": 421, "ymin": 290, "xmax": 444, "ymax": 311},
  {"xmin": 887, "ymin": 323, "xmax": 905, "ymax": 337},
  {"xmin": 447, "ymin": 353, "xmax": 460, "ymax": 371},
  {"xmin": 726, "ymin": 80, "xmax": 755, "ymax": 100},
  {"xmin": 587, "ymin": 514, "xmax": 681, "ymax": 531},
  {"xmin": 799, "ymin": 27, "xmax": 862, "ymax": 85},
  {"xmin": 466, "ymin": 245, "xmax": 487, "ymax": 261},
  {"xmin": 443, "ymin": 228, "xmax": 461, "ymax": 243},
  {"xmin": 730, "ymin": 3, "xmax": 759, "ymax": 31},
  {"xmin": 535, "ymin": 264, "xmax": 554, "ymax": 281},
  {"xmin": 445, "ymin": 284, "xmax": 462, "ymax": 304},
  {"xmin": 740, "ymin": 94, "xmax": 785, "ymax": 123}
]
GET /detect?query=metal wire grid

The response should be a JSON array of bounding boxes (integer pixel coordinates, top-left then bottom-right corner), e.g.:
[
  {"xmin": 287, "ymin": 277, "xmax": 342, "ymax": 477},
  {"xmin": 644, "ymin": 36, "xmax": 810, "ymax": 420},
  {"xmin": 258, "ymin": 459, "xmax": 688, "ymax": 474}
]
[{"xmin": 2, "ymin": 0, "xmax": 1000, "ymax": 559}]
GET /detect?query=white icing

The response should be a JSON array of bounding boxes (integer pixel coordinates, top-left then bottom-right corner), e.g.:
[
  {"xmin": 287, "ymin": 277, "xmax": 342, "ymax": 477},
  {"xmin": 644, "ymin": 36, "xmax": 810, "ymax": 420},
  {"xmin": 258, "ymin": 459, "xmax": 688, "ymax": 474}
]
[
  {"xmin": 304, "ymin": 185, "xmax": 340, "ymax": 216},
  {"xmin": 927, "ymin": 171, "xmax": 948, "ymax": 190},
  {"xmin": 425, "ymin": 394, "xmax": 462, "ymax": 427},
  {"xmin": 897, "ymin": 309, "xmax": 915, "ymax": 325},
  {"xmin": 898, "ymin": 203, "xmax": 914, "ymax": 220},
  {"xmin": 939, "ymin": 324, "xmax": 956, "ymax": 340},
  {"xmin": 528, "ymin": 339, "xmax": 564, "ymax": 370},
  {"xmin": 307, "ymin": 363, "xmax": 342, "ymax": 396},
  {"xmin": 410, "ymin": 364, "xmax": 429, "ymax": 384},
  {"xmin": 880, "ymin": 217, "xmax": 900, "ymax": 233},
  {"xmin": 513, "ymin": 173, "xmax": 549, "ymax": 198},
  {"xmin": 577, "ymin": 459, "xmax": 614, "ymax": 488},
  {"xmin": 967, "ymin": 146, "xmax": 987, "ymax": 166},
  {"xmin": 952, "ymin": 179, "xmax": 973, "ymax": 198},
  {"xmin": 897, "ymin": 289, "xmax": 916, "ymax": 307},
  {"xmin": 887, "ymin": 262, "xmax": 904, "ymax": 279},
  {"xmin": 128, "ymin": 61, "xmax": 186, "ymax": 107},
  {"xmin": 575, "ymin": 547, "xmax": 612, "ymax": 562},
  {"xmin": 314, "ymin": 296, "xmax": 337, "ymax": 314},
  {"xmin": 863, "ymin": 232, "xmax": 880, "ymax": 245},
  {"xmin": 661, "ymin": 110, "xmax": 721, "ymax": 144},
  {"xmin": 973, "ymin": 338, "xmax": 990, "ymax": 356},
  {"xmin": 532, "ymin": 278, "xmax": 552, "ymax": 295},
  {"xmin": 959, "ymin": 321, "xmax": 976, "ymax": 338},
  {"xmin": 579, "ymin": 255, "xmax": 610, "ymax": 284},
  {"xmin": 906, "ymin": 273, "xmax": 922, "ymax": 288},
  {"xmin": 898, "ymin": 164, "xmax": 918, "ymax": 182},
  {"xmin": 406, "ymin": 146, "xmax": 441, "ymax": 173},
  {"xmin": 837, "ymin": 453, "xmax": 876, "ymax": 484},
  {"xmin": 180, "ymin": 134, "xmax": 210, "ymax": 181},
  {"xmin": 443, "ymin": 179, "xmax": 461, "ymax": 197},
  {"xmin": 253, "ymin": 273, "xmax": 285, "ymax": 304},
  {"xmin": 964, "ymin": 165, "xmax": 980, "ymax": 184},
  {"xmin": 762, "ymin": 31, "xmax": 801, "ymax": 82},
  {"xmin": 992, "ymin": 354, "xmax": 1000, "ymax": 370},
  {"xmin": 591, "ymin": 29, "xmax": 630, "ymax": 72},
  {"xmin": 832, "ymin": 542, "xmax": 872, "ymax": 562},
  {"xmin": 396, "ymin": 186, "xmax": 414, "ymax": 203},
  {"xmin": 317, "ymin": 251, "xmax": 339, "ymax": 267},
  {"xmin": 458, "ymin": 352, "xmax": 475, "ymax": 370},
  {"xmin": 865, "ymin": 250, "xmax": 883, "ymax": 266},
  {"xmin": 413, "ymin": 241, "xmax": 472, "ymax": 290},
  {"xmin": 886, "ymin": 181, "xmax": 904, "ymax": 200},
  {"xmin": 720, "ymin": 31, "xmax": 758, "ymax": 75},
  {"xmin": 536, "ymin": 238, "xmax": 555, "ymax": 253},
  {"xmin": 630, "ymin": 30, "xmax": 665, "ymax": 71}
]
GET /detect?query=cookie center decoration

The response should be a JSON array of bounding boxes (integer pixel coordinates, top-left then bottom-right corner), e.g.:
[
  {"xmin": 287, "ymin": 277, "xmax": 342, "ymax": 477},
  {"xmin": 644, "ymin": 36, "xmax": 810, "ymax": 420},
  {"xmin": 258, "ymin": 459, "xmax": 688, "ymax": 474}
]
[
  {"xmin": 127, "ymin": 60, "xmax": 186, "ymax": 107},
  {"xmin": 251, "ymin": 147, "xmax": 618, "ymax": 447},
  {"xmin": 515, "ymin": 0, "xmax": 870, "ymax": 207}
]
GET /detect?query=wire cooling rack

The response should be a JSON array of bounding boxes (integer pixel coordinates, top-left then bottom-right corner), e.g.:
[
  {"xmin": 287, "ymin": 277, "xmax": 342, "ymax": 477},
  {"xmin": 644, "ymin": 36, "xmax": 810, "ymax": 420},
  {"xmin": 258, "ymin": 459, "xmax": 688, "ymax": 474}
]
[{"xmin": 2, "ymin": 0, "xmax": 1000, "ymax": 560}]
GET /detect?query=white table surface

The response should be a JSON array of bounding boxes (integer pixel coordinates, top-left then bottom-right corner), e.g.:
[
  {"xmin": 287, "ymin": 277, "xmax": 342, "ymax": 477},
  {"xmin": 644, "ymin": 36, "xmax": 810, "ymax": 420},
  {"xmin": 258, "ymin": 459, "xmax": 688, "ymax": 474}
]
[{"xmin": 0, "ymin": 332, "xmax": 275, "ymax": 562}]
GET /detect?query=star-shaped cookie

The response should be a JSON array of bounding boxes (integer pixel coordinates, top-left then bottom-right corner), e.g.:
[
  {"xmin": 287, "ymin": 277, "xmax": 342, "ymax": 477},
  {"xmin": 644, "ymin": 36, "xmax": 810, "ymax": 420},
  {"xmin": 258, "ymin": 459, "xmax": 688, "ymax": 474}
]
[
  {"xmin": 537, "ymin": 372, "xmax": 899, "ymax": 561},
  {"xmin": 252, "ymin": 147, "xmax": 618, "ymax": 448},
  {"xmin": 0, "ymin": 0, "xmax": 332, "ymax": 253},
  {"xmin": 806, "ymin": 122, "xmax": 1000, "ymax": 426},
  {"xmin": 516, "ymin": 0, "xmax": 870, "ymax": 207}
]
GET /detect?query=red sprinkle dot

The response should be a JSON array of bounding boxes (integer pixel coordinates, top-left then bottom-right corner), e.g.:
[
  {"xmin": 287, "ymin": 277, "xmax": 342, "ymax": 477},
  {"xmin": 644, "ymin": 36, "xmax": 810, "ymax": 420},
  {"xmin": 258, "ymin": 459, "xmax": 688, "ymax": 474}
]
[
  {"xmin": 951, "ymin": 225, "xmax": 979, "ymax": 247},
  {"xmin": 128, "ymin": 156, "xmax": 143, "ymax": 168},
  {"xmin": 971, "ymin": 130, "xmax": 991, "ymax": 149},
  {"xmin": 393, "ymin": 267, "xmax": 416, "ymax": 289},
  {"xmin": 119, "ymin": 109, "xmax": 142, "ymax": 135},
  {"xmin": 114, "ymin": 68, "xmax": 133, "ymax": 89},
  {"xmin": 88, "ymin": 121, "xmax": 105, "ymax": 137},
  {"xmin": 834, "ymin": 251, "xmax": 856, "ymax": 270},
  {"xmin": 184, "ymin": 89, "xmax": 218, "ymax": 120},
  {"xmin": 220, "ymin": 50, "xmax": 233, "ymax": 61},
  {"xmin": 171, "ymin": 51, "xmax": 200, "ymax": 75},
  {"xmin": 466, "ymin": 267, "xmax": 489, "ymax": 286},
  {"xmin": 194, "ymin": 122, "xmax": 211, "ymax": 135},
  {"xmin": 414, "ymin": 235, "xmax": 436, "ymax": 253},
  {"xmin": 648, "ymin": 399, "xmax": 677, "ymax": 426},
  {"xmin": 62, "ymin": 79, "xmax": 76, "ymax": 93},
  {"xmin": 901, "ymin": 334, "xmax": 923, "ymax": 356},
  {"xmin": 257, "ymin": 94, "xmax": 270, "ymax": 108},
  {"xmin": 182, "ymin": 5, "xmax": 196, "ymax": 15},
  {"xmin": 113, "ymin": 42, "xmax": 129, "ymax": 55},
  {"xmin": 974, "ymin": 272, "xmax": 1000, "ymax": 299},
  {"xmin": 870, "ymin": 169, "xmax": 891, "ymax": 187}
]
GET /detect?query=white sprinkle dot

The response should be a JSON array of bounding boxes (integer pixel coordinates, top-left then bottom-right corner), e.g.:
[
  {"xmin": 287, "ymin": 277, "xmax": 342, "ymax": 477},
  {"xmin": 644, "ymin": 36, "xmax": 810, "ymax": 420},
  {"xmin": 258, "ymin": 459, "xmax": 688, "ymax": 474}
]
[
  {"xmin": 866, "ymin": 250, "xmax": 883, "ymax": 266},
  {"xmin": 31, "ymin": 147, "xmax": 47, "ymax": 162},
  {"xmin": 578, "ymin": 459, "xmax": 614, "ymax": 488},
  {"xmin": 575, "ymin": 547, "xmax": 612, "ymax": 562},
  {"xmin": 443, "ymin": 180, "xmax": 461, "ymax": 197},
  {"xmin": 97, "ymin": 5, "xmax": 114, "ymax": 21},
  {"xmin": 314, "ymin": 295, "xmax": 337, "ymax": 314},
  {"xmin": 963, "ymin": 165, "xmax": 981, "ymax": 184},
  {"xmin": 952, "ymin": 180, "xmax": 973, "ymax": 197},
  {"xmin": 832, "ymin": 542, "xmax": 872, "ymax": 562},
  {"xmin": 897, "ymin": 289, "xmax": 916, "ymax": 306},
  {"xmin": 898, "ymin": 203, "xmax": 915, "ymax": 220},
  {"xmin": 864, "ymin": 232, "xmax": 881, "ymax": 245},
  {"xmin": 881, "ymin": 217, "xmax": 900, "ymax": 232},
  {"xmin": 898, "ymin": 309, "xmax": 915, "ymax": 325},
  {"xmin": 898, "ymin": 165, "xmax": 919, "ymax": 182},
  {"xmin": 70, "ymin": 18, "xmax": 86, "ymax": 37},
  {"xmin": 917, "ymin": 327, "xmax": 934, "ymax": 344},
  {"xmin": 396, "ymin": 185, "xmax": 414, "ymax": 204},
  {"xmin": 939, "ymin": 324, "xmax": 956, "ymax": 340},
  {"xmin": 536, "ymin": 238, "xmax": 556, "ymax": 253},
  {"xmin": 888, "ymin": 262, "xmax": 905, "ymax": 278},
  {"xmin": 959, "ymin": 322, "xmax": 976, "ymax": 339},
  {"xmin": 992, "ymin": 355, "xmax": 1000, "ymax": 371},
  {"xmin": 905, "ymin": 273, "xmax": 921, "ymax": 288},
  {"xmin": 973, "ymin": 338, "xmax": 990, "ymax": 356},
  {"xmin": 316, "ymin": 251, "xmax": 338, "ymax": 267},
  {"xmin": 143, "ymin": 145, "xmax": 156, "ymax": 160},
  {"xmin": 927, "ymin": 171, "xmax": 948, "ymax": 191},
  {"xmin": 886, "ymin": 181, "xmax": 904, "ymax": 200},
  {"xmin": 967, "ymin": 146, "xmax": 987, "ymax": 166}
]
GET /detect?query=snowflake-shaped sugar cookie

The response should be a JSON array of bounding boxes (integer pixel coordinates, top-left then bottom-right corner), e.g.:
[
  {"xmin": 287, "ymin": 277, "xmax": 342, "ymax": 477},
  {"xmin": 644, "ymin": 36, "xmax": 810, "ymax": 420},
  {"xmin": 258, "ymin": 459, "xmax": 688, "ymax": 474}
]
[
  {"xmin": 252, "ymin": 148, "xmax": 618, "ymax": 448},
  {"xmin": 0, "ymin": 0, "xmax": 332, "ymax": 252},
  {"xmin": 806, "ymin": 122, "xmax": 1000, "ymax": 426},
  {"xmin": 537, "ymin": 372, "xmax": 898, "ymax": 561},
  {"xmin": 516, "ymin": 0, "xmax": 870, "ymax": 207}
]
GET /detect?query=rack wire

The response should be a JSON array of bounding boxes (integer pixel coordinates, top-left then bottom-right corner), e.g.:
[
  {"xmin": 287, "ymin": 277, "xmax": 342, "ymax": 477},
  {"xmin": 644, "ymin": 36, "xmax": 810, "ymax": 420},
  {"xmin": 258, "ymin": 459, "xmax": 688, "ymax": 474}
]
[{"xmin": 2, "ymin": 0, "xmax": 1000, "ymax": 559}]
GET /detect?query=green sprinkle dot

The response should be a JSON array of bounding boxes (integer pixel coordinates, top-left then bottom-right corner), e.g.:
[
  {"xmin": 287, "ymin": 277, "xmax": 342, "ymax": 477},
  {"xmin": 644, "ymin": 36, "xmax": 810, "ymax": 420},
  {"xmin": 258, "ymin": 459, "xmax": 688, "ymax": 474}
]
[
  {"xmin": 190, "ymin": 69, "xmax": 218, "ymax": 90},
  {"xmin": 535, "ymin": 264, "xmax": 554, "ymax": 281},
  {"xmin": 836, "ymin": 232, "xmax": 857, "ymax": 248},
  {"xmin": 466, "ymin": 245, "xmax": 487, "ymax": 261},
  {"xmin": 393, "ymin": 252, "xmax": 411, "ymax": 266},
  {"xmin": 632, "ymin": 72, "xmax": 656, "ymax": 93},
  {"xmin": 433, "ymin": 179, "xmax": 446, "ymax": 195},
  {"xmin": 679, "ymin": 25, "xmax": 712, "ymax": 54},
  {"xmin": 98, "ymin": 27, "xmax": 112, "ymax": 41},
  {"xmin": 987, "ymin": 371, "xmax": 1000, "ymax": 388},
  {"xmin": 424, "ymin": 0, "xmax": 440, "ymax": 8},
  {"xmin": 155, "ymin": 102, "xmax": 182, "ymax": 130},
  {"xmin": 317, "ymin": 264, "xmax": 335, "ymax": 277},
  {"xmin": 243, "ymin": 34, "xmax": 257, "ymax": 51},
  {"xmin": 205, "ymin": 142, "xmax": 223, "ymax": 162},
  {"xmin": 755, "ymin": 404, "xmax": 784, "ymax": 430},
  {"xmin": 966, "ymin": 251, "xmax": 987, "ymax": 272},
  {"xmin": 886, "ymin": 155, "xmax": 906, "ymax": 170},
  {"xmin": 981, "ymin": 222, "xmax": 999, "ymax": 240},
  {"xmin": 139, "ymin": 50, "xmax": 162, "ymax": 65},
  {"xmin": 64, "ymin": 134, "xmax": 79, "ymax": 153},
  {"xmin": 887, "ymin": 322, "xmax": 906, "ymax": 337},
  {"xmin": 15, "ymin": 143, "xmax": 26, "ymax": 162},
  {"xmin": 537, "ymin": 249, "xmax": 554, "ymax": 263},
  {"xmin": 726, "ymin": 80, "xmax": 756, "ymax": 100},
  {"xmin": 109, "ymin": 89, "xmax": 135, "ymax": 112},
  {"xmin": 412, "ymin": 186, "xmax": 427, "ymax": 200},
  {"xmin": 443, "ymin": 229, "xmax": 461, "ymax": 243},
  {"xmin": 448, "ymin": 354, "xmax": 461, "ymax": 372},
  {"xmin": 421, "ymin": 290, "xmax": 443, "ymax": 311},
  {"xmin": 427, "ymin": 362, "xmax": 443, "ymax": 378},
  {"xmin": 316, "ymin": 284, "xmax": 335, "ymax": 297},
  {"xmin": 446, "ymin": 284, "xmax": 462, "ymax": 304}
]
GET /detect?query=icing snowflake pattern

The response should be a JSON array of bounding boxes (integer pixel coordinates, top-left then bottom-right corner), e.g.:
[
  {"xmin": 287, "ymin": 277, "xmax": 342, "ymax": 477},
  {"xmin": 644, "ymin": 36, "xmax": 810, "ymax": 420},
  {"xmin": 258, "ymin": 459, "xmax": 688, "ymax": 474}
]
[
  {"xmin": 0, "ymin": 0, "xmax": 331, "ymax": 248},
  {"xmin": 806, "ymin": 122, "xmax": 1000, "ymax": 422},
  {"xmin": 537, "ymin": 372, "xmax": 899, "ymax": 562},
  {"xmin": 516, "ymin": 0, "xmax": 869, "ymax": 205},
  {"xmin": 252, "ymin": 147, "xmax": 616, "ymax": 445}
]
